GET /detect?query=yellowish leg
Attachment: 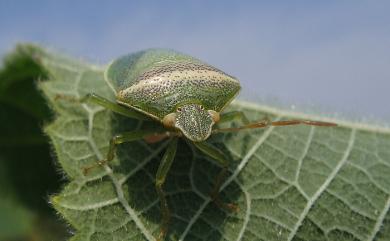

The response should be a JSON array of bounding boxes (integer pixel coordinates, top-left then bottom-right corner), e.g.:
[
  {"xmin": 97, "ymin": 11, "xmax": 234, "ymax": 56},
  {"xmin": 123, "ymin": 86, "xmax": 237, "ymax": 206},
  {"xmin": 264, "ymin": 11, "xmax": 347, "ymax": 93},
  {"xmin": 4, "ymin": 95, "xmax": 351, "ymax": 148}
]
[
  {"xmin": 55, "ymin": 93, "xmax": 151, "ymax": 120},
  {"xmin": 155, "ymin": 138, "xmax": 178, "ymax": 241},
  {"xmin": 83, "ymin": 129, "xmax": 165, "ymax": 174},
  {"xmin": 192, "ymin": 141, "xmax": 239, "ymax": 212},
  {"xmin": 215, "ymin": 110, "xmax": 336, "ymax": 133}
]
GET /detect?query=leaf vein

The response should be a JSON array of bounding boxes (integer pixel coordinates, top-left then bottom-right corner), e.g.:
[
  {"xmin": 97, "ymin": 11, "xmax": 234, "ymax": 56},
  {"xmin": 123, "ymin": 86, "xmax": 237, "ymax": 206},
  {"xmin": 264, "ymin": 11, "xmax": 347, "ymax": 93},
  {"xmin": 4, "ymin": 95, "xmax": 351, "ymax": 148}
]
[
  {"xmin": 287, "ymin": 128, "xmax": 357, "ymax": 241},
  {"xmin": 250, "ymin": 213, "xmax": 291, "ymax": 231},
  {"xmin": 236, "ymin": 186, "xmax": 251, "ymax": 241},
  {"xmin": 179, "ymin": 120, "xmax": 278, "ymax": 240},
  {"xmin": 75, "ymin": 70, "xmax": 156, "ymax": 240},
  {"xmin": 119, "ymin": 141, "xmax": 169, "ymax": 185},
  {"xmin": 57, "ymin": 197, "xmax": 119, "ymax": 211},
  {"xmin": 347, "ymin": 162, "xmax": 389, "ymax": 194},
  {"xmin": 368, "ymin": 195, "xmax": 390, "ymax": 241},
  {"xmin": 326, "ymin": 189, "xmax": 376, "ymax": 220},
  {"xmin": 295, "ymin": 126, "xmax": 315, "ymax": 183}
]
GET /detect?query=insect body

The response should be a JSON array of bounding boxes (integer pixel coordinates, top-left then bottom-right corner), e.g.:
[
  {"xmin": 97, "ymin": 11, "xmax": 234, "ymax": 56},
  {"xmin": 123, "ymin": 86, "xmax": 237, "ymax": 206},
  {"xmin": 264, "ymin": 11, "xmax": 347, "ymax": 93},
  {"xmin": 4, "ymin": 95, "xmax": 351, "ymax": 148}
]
[
  {"xmin": 77, "ymin": 49, "xmax": 336, "ymax": 241},
  {"xmin": 106, "ymin": 49, "xmax": 240, "ymax": 141}
]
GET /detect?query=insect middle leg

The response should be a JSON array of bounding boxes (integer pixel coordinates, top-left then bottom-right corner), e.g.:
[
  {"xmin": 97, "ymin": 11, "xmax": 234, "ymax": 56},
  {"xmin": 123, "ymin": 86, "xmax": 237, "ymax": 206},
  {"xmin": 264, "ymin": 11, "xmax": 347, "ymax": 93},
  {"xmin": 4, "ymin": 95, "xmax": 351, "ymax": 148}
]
[
  {"xmin": 56, "ymin": 93, "xmax": 150, "ymax": 121},
  {"xmin": 155, "ymin": 138, "xmax": 178, "ymax": 241},
  {"xmin": 83, "ymin": 129, "xmax": 166, "ymax": 174},
  {"xmin": 192, "ymin": 141, "xmax": 239, "ymax": 212},
  {"xmin": 218, "ymin": 110, "xmax": 250, "ymax": 125}
]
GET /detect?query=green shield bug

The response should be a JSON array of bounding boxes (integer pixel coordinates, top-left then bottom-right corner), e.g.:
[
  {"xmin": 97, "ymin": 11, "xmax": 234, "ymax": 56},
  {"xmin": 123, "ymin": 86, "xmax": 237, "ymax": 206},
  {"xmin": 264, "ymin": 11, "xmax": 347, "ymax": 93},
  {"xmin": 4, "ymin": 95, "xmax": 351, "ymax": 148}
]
[{"xmin": 66, "ymin": 49, "xmax": 336, "ymax": 241}]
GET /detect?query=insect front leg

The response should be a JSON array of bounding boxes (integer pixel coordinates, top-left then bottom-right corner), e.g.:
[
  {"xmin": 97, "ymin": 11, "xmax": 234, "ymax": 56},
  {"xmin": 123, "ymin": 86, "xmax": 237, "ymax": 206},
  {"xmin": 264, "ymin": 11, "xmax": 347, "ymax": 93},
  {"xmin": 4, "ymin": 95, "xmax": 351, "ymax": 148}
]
[
  {"xmin": 214, "ymin": 115, "xmax": 336, "ymax": 133},
  {"xmin": 55, "ymin": 93, "xmax": 151, "ymax": 121},
  {"xmin": 216, "ymin": 110, "xmax": 270, "ymax": 133},
  {"xmin": 83, "ymin": 129, "xmax": 165, "ymax": 174},
  {"xmin": 192, "ymin": 141, "xmax": 239, "ymax": 212},
  {"xmin": 218, "ymin": 110, "xmax": 250, "ymax": 125},
  {"xmin": 155, "ymin": 138, "xmax": 178, "ymax": 241}
]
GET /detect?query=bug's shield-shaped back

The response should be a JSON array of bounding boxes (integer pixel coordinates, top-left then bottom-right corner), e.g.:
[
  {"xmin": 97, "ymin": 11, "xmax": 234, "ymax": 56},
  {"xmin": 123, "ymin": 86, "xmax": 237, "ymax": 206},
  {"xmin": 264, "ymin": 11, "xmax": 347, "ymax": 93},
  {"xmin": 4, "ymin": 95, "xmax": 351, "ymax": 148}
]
[{"xmin": 106, "ymin": 49, "xmax": 241, "ymax": 120}]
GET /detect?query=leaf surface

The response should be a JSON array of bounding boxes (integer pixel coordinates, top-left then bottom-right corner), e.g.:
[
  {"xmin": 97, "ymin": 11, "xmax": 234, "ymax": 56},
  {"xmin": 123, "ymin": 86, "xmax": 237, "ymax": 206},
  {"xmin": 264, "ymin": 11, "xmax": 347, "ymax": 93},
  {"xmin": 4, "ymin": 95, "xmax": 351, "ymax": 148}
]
[{"xmin": 31, "ymin": 44, "xmax": 390, "ymax": 241}]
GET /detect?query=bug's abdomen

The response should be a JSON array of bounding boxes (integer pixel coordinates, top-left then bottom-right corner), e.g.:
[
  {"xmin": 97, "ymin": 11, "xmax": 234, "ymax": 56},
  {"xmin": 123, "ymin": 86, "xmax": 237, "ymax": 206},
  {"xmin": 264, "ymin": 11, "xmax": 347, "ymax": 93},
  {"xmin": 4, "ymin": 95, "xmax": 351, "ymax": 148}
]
[{"xmin": 118, "ymin": 62, "xmax": 240, "ymax": 119}]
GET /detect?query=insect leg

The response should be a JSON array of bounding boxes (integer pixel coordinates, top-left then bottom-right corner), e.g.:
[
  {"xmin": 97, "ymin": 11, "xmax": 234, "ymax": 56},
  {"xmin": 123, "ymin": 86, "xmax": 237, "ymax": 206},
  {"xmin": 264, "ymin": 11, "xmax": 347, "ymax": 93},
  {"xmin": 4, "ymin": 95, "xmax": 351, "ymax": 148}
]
[
  {"xmin": 83, "ymin": 129, "xmax": 163, "ymax": 174},
  {"xmin": 56, "ymin": 93, "xmax": 150, "ymax": 120},
  {"xmin": 271, "ymin": 119, "xmax": 337, "ymax": 127},
  {"xmin": 214, "ymin": 118, "xmax": 336, "ymax": 133},
  {"xmin": 155, "ymin": 138, "xmax": 178, "ymax": 241},
  {"xmin": 192, "ymin": 141, "xmax": 239, "ymax": 212},
  {"xmin": 218, "ymin": 111, "xmax": 250, "ymax": 125}
]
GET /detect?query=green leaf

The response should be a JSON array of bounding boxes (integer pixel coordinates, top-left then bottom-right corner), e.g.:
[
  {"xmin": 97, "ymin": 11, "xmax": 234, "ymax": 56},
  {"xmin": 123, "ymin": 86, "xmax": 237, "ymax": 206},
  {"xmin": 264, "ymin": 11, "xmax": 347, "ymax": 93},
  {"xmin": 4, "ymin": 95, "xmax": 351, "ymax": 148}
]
[
  {"xmin": 30, "ymin": 44, "xmax": 390, "ymax": 241},
  {"xmin": 0, "ymin": 158, "xmax": 34, "ymax": 240},
  {"xmin": 0, "ymin": 44, "xmax": 68, "ymax": 241}
]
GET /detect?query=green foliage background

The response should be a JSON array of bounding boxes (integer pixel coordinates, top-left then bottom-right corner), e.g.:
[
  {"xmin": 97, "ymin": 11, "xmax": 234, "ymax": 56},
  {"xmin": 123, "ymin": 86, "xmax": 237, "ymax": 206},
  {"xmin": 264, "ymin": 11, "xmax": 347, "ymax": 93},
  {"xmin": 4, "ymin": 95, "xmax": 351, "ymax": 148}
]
[
  {"xmin": 0, "ymin": 45, "xmax": 69, "ymax": 240},
  {"xmin": 0, "ymin": 44, "xmax": 389, "ymax": 241}
]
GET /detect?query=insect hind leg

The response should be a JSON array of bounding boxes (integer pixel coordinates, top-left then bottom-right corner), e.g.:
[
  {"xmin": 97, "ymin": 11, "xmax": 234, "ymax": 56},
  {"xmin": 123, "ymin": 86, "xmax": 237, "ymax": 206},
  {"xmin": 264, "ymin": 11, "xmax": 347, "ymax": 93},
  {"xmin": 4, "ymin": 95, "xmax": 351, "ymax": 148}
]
[
  {"xmin": 192, "ymin": 141, "xmax": 239, "ymax": 212},
  {"xmin": 83, "ymin": 130, "xmax": 164, "ymax": 175},
  {"xmin": 155, "ymin": 138, "xmax": 178, "ymax": 241}
]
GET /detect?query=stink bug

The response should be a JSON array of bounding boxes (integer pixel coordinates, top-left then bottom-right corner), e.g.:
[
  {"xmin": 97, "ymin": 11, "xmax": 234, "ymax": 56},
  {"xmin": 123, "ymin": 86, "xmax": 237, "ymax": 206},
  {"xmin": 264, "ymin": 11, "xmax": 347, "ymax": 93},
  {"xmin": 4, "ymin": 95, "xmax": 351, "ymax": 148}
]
[{"xmin": 65, "ymin": 49, "xmax": 336, "ymax": 241}]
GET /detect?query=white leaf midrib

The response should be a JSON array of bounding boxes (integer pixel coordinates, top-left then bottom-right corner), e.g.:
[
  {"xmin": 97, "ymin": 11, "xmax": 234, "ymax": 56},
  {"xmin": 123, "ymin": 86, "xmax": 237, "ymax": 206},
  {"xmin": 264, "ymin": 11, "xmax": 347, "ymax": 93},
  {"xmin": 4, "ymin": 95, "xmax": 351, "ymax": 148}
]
[{"xmin": 57, "ymin": 197, "xmax": 119, "ymax": 211}]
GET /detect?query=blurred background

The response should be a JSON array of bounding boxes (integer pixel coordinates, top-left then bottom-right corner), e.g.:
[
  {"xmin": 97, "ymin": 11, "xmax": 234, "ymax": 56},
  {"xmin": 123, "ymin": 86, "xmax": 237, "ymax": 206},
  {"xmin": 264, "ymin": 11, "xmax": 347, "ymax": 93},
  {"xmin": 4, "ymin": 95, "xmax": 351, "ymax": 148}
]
[
  {"xmin": 1, "ymin": 0, "xmax": 390, "ymax": 119},
  {"xmin": 0, "ymin": 1, "xmax": 389, "ymax": 240}
]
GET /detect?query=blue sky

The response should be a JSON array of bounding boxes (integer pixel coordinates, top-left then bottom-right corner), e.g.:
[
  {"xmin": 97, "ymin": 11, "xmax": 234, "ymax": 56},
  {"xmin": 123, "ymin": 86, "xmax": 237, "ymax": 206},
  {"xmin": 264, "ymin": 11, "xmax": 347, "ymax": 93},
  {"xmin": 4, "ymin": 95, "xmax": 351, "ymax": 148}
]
[{"xmin": 1, "ymin": 1, "xmax": 390, "ymax": 120}]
